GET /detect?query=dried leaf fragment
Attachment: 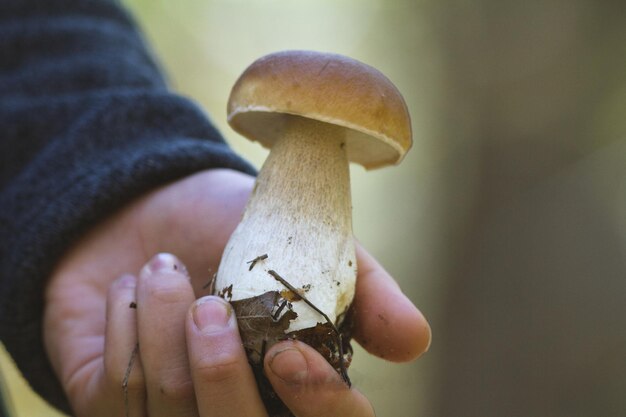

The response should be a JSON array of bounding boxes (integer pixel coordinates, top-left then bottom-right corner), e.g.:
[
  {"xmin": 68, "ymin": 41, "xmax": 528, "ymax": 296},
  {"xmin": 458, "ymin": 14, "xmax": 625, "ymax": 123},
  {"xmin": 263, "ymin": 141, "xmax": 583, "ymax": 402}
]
[
  {"xmin": 231, "ymin": 291, "xmax": 297, "ymax": 364},
  {"xmin": 229, "ymin": 291, "xmax": 298, "ymax": 417}
]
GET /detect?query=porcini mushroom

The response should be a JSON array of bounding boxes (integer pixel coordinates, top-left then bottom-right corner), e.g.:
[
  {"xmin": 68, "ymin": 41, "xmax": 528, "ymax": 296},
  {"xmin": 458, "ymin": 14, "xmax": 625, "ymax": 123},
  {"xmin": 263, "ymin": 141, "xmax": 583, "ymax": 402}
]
[{"xmin": 215, "ymin": 50, "xmax": 412, "ymax": 413}]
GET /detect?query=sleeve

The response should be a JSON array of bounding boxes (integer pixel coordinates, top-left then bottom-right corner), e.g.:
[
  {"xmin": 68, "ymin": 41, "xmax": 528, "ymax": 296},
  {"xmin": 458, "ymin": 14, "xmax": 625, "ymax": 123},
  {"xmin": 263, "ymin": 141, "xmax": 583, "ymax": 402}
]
[{"xmin": 0, "ymin": 0, "xmax": 256, "ymax": 413}]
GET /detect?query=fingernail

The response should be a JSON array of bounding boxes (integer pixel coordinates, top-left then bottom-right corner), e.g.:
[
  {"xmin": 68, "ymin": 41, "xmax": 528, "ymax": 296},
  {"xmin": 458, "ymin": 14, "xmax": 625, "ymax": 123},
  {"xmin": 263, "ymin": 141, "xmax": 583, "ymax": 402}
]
[
  {"xmin": 141, "ymin": 253, "xmax": 189, "ymax": 278},
  {"xmin": 269, "ymin": 347, "xmax": 309, "ymax": 384},
  {"xmin": 192, "ymin": 296, "xmax": 232, "ymax": 332},
  {"xmin": 423, "ymin": 322, "xmax": 433, "ymax": 354}
]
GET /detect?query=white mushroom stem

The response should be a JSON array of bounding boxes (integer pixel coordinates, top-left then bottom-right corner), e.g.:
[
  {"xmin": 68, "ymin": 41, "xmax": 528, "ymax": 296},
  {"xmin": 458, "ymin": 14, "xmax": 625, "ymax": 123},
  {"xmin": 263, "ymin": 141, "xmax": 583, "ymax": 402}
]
[{"xmin": 216, "ymin": 116, "xmax": 356, "ymax": 332}]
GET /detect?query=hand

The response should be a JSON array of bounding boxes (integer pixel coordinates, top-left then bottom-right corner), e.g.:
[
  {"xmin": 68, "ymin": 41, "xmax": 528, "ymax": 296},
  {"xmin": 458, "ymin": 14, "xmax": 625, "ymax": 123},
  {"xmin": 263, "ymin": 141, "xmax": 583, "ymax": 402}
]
[{"xmin": 43, "ymin": 169, "xmax": 431, "ymax": 417}]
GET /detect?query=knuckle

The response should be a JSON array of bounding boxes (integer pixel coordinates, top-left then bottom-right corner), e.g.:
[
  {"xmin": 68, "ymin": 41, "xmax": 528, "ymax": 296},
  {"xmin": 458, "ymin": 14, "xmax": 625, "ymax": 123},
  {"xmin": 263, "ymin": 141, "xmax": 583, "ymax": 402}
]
[
  {"xmin": 193, "ymin": 353, "xmax": 243, "ymax": 386},
  {"xmin": 156, "ymin": 378, "xmax": 194, "ymax": 403}
]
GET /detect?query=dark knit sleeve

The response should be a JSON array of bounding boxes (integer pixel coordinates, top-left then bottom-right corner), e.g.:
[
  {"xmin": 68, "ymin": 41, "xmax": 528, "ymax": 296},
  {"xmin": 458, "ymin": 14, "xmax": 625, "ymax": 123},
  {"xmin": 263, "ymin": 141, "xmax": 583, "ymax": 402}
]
[{"xmin": 0, "ymin": 0, "xmax": 255, "ymax": 413}]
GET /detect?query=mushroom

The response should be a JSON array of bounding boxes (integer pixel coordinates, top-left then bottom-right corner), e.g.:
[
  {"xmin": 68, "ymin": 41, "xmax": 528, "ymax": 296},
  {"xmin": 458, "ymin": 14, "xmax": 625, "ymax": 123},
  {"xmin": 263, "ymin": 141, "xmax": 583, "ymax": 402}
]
[{"xmin": 215, "ymin": 50, "xmax": 412, "ymax": 407}]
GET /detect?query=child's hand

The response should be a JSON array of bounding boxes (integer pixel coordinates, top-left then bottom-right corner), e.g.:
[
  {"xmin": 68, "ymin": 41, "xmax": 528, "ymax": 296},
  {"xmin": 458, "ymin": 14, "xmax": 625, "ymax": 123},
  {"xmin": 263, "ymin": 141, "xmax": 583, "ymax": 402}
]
[{"xmin": 43, "ymin": 169, "xmax": 430, "ymax": 416}]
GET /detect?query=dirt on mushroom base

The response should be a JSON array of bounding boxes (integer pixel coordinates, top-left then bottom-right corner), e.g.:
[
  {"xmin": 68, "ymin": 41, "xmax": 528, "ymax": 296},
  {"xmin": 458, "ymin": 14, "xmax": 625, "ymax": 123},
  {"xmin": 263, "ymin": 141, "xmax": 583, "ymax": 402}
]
[{"xmin": 223, "ymin": 288, "xmax": 354, "ymax": 417}]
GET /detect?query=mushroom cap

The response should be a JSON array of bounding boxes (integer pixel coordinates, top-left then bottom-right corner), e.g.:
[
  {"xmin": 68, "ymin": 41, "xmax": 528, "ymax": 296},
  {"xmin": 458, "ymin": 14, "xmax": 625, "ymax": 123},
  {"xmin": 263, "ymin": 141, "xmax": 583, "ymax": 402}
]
[{"xmin": 227, "ymin": 50, "xmax": 412, "ymax": 169}]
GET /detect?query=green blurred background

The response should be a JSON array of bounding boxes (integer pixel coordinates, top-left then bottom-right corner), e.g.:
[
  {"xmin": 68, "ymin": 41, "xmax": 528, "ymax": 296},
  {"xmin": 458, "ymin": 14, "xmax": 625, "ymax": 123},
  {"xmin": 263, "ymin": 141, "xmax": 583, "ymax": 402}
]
[{"xmin": 1, "ymin": 0, "xmax": 625, "ymax": 416}]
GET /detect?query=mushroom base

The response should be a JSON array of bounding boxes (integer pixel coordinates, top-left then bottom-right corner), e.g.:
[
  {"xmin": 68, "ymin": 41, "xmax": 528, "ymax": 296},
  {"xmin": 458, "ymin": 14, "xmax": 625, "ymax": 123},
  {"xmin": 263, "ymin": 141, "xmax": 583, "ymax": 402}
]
[{"xmin": 228, "ymin": 290, "xmax": 354, "ymax": 417}]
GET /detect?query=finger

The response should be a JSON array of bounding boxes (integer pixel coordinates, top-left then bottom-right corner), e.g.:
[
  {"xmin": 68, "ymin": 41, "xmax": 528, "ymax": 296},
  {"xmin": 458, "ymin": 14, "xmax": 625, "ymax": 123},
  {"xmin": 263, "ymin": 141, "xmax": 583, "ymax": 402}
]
[
  {"xmin": 136, "ymin": 254, "xmax": 198, "ymax": 417},
  {"xmin": 104, "ymin": 273, "xmax": 146, "ymax": 417},
  {"xmin": 186, "ymin": 296, "xmax": 268, "ymax": 417},
  {"xmin": 265, "ymin": 340, "xmax": 375, "ymax": 417},
  {"xmin": 353, "ymin": 244, "xmax": 432, "ymax": 362}
]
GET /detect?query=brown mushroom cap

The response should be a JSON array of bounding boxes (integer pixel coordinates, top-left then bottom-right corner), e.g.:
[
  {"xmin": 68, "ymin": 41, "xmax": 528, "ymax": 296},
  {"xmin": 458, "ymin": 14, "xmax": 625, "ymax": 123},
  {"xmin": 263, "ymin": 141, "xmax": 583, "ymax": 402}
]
[{"xmin": 227, "ymin": 50, "xmax": 412, "ymax": 169}]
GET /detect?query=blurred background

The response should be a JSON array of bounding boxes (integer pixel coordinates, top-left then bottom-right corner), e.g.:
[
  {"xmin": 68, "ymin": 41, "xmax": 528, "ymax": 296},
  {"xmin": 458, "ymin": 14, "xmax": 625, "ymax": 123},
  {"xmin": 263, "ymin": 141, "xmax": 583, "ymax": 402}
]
[{"xmin": 1, "ymin": 0, "xmax": 625, "ymax": 416}]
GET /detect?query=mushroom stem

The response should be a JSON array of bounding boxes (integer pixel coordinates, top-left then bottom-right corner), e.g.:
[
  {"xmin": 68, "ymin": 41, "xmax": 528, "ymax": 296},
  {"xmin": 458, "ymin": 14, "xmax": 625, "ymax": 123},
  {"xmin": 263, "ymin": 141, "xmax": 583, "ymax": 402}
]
[{"xmin": 216, "ymin": 115, "xmax": 356, "ymax": 331}]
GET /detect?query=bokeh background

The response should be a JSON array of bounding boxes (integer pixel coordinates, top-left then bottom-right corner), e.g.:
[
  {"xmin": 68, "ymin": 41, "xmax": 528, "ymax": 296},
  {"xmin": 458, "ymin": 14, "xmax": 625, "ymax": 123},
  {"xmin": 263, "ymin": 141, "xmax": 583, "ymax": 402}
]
[{"xmin": 1, "ymin": 0, "xmax": 625, "ymax": 416}]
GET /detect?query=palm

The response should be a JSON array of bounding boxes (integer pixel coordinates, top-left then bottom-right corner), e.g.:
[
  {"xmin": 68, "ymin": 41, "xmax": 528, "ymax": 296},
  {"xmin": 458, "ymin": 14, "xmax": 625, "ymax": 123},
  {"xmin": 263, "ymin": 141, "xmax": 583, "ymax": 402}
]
[
  {"xmin": 132, "ymin": 169, "xmax": 255, "ymax": 292},
  {"xmin": 43, "ymin": 170, "xmax": 253, "ymax": 414}
]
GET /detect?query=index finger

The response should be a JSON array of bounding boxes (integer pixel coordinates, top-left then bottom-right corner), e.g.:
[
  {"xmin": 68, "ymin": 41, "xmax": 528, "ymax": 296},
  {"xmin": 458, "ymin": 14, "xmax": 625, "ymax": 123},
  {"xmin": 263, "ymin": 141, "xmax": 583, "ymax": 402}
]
[
  {"xmin": 352, "ymin": 243, "xmax": 431, "ymax": 362},
  {"xmin": 186, "ymin": 296, "xmax": 268, "ymax": 417}
]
